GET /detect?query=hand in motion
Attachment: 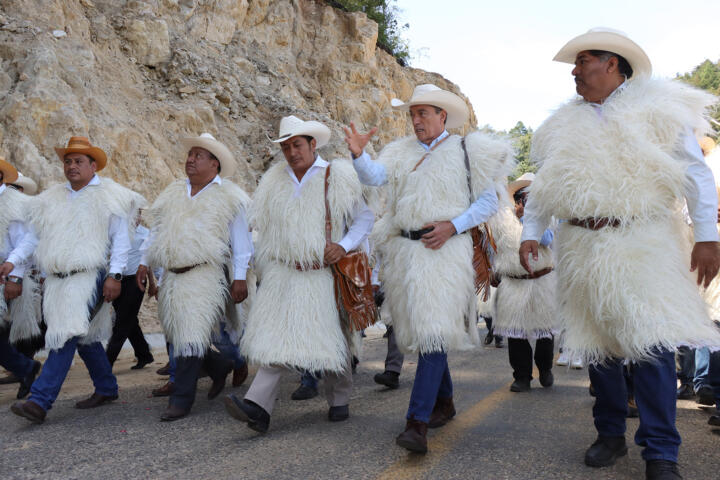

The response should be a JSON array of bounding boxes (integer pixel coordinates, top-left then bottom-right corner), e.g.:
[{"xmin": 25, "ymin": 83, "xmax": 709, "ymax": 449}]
[
  {"xmin": 136, "ymin": 265, "xmax": 149, "ymax": 292},
  {"xmin": 519, "ymin": 240, "xmax": 539, "ymax": 274},
  {"xmin": 324, "ymin": 242, "xmax": 347, "ymax": 265},
  {"xmin": 420, "ymin": 221, "xmax": 456, "ymax": 250},
  {"xmin": 103, "ymin": 277, "xmax": 121, "ymax": 303},
  {"xmin": 343, "ymin": 122, "xmax": 378, "ymax": 157},
  {"xmin": 691, "ymin": 241, "xmax": 720, "ymax": 288},
  {"xmin": 231, "ymin": 279, "xmax": 248, "ymax": 304}
]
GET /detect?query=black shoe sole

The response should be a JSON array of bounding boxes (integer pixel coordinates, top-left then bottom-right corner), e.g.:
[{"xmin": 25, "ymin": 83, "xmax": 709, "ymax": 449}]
[
  {"xmin": 328, "ymin": 414, "xmax": 349, "ymax": 422},
  {"xmin": 223, "ymin": 396, "xmax": 268, "ymax": 433},
  {"xmin": 374, "ymin": 378, "xmax": 399, "ymax": 389},
  {"xmin": 396, "ymin": 437, "xmax": 427, "ymax": 454},
  {"xmin": 10, "ymin": 404, "xmax": 44, "ymax": 424},
  {"xmin": 584, "ymin": 446, "xmax": 628, "ymax": 467}
]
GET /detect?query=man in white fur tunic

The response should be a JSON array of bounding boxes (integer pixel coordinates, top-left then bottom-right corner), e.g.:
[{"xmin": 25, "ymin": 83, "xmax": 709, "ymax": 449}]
[
  {"xmin": 136, "ymin": 133, "xmax": 252, "ymax": 422},
  {"xmin": 519, "ymin": 28, "xmax": 720, "ymax": 479},
  {"xmin": 224, "ymin": 116, "xmax": 374, "ymax": 433},
  {"xmin": 345, "ymin": 84, "xmax": 513, "ymax": 454},
  {"xmin": 11, "ymin": 136, "xmax": 144, "ymax": 424}
]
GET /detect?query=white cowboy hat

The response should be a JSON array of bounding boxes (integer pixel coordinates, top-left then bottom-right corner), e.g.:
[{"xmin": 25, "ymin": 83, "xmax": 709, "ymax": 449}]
[
  {"xmin": 180, "ymin": 133, "xmax": 236, "ymax": 178},
  {"xmin": 508, "ymin": 172, "xmax": 535, "ymax": 197},
  {"xmin": 10, "ymin": 172, "xmax": 38, "ymax": 195},
  {"xmin": 390, "ymin": 84, "xmax": 470, "ymax": 129},
  {"xmin": 553, "ymin": 27, "xmax": 652, "ymax": 78},
  {"xmin": 271, "ymin": 115, "xmax": 331, "ymax": 148}
]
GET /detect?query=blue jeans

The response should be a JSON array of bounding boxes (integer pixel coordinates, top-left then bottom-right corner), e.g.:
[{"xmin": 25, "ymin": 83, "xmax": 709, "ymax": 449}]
[
  {"xmin": 406, "ymin": 352, "xmax": 453, "ymax": 423},
  {"xmin": 168, "ymin": 343, "xmax": 176, "ymax": 383},
  {"xmin": 694, "ymin": 347, "xmax": 710, "ymax": 391},
  {"xmin": 212, "ymin": 321, "xmax": 245, "ymax": 369},
  {"xmin": 589, "ymin": 349, "xmax": 680, "ymax": 462},
  {"xmin": 707, "ymin": 350, "xmax": 720, "ymax": 410},
  {"xmin": 0, "ymin": 330, "xmax": 35, "ymax": 378},
  {"xmin": 28, "ymin": 270, "xmax": 118, "ymax": 411}
]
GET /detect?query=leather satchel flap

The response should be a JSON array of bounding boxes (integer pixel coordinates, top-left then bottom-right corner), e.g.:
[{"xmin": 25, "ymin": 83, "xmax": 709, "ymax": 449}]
[{"xmin": 335, "ymin": 252, "xmax": 370, "ymax": 288}]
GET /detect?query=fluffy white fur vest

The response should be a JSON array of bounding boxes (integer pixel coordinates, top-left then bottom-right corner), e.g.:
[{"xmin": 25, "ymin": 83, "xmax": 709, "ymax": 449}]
[
  {"xmin": 29, "ymin": 177, "xmax": 144, "ymax": 349},
  {"xmin": 375, "ymin": 132, "xmax": 514, "ymax": 354},
  {"xmin": 0, "ymin": 186, "xmax": 28, "ymax": 253},
  {"xmin": 489, "ymin": 188, "xmax": 557, "ymax": 340},
  {"xmin": 530, "ymin": 78, "xmax": 720, "ymax": 363},
  {"xmin": 146, "ymin": 179, "xmax": 250, "ymax": 358},
  {"xmin": 241, "ymin": 159, "xmax": 362, "ymax": 373}
]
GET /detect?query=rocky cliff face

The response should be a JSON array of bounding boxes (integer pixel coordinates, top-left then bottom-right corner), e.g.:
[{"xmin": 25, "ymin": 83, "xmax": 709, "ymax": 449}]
[{"xmin": 0, "ymin": 0, "xmax": 476, "ymax": 197}]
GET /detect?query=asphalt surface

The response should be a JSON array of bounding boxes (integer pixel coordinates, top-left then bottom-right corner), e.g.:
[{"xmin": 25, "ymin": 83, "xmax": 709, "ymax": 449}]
[{"xmin": 1, "ymin": 327, "xmax": 718, "ymax": 480}]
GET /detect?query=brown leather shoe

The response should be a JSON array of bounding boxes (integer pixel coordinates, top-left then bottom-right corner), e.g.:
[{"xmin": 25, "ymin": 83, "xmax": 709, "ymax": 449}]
[
  {"xmin": 74, "ymin": 392, "xmax": 118, "ymax": 409},
  {"xmin": 395, "ymin": 417, "xmax": 428, "ymax": 453},
  {"xmin": 10, "ymin": 400, "xmax": 46, "ymax": 424},
  {"xmin": 428, "ymin": 396, "xmax": 456, "ymax": 429},
  {"xmin": 156, "ymin": 363, "xmax": 171, "ymax": 376},
  {"xmin": 160, "ymin": 404, "xmax": 190, "ymax": 422},
  {"xmin": 152, "ymin": 381, "xmax": 175, "ymax": 397},
  {"xmin": 232, "ymin": 364, "xmax": 249, "ymax": 387}
]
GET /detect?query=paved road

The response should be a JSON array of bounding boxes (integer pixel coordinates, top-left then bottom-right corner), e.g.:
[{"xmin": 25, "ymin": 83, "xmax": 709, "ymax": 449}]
[{"xmin": 1, "ymin": 328, "xmax": 718, "ymax": 480}]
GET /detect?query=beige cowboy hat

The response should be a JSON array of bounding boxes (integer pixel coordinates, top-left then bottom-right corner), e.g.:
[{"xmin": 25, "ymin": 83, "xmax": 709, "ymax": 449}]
[
  {"xmin": 55, "ymin": 136, "xmax": 108, "ymax": 171},
  {"xmin": 508, "ymin": 172, "xmax": 535, "ymax": 197},
  {"xmin": 271, "ymin": 115, "xmax": 331, "ymax": 148},
  {"xmin": 0, "ymin": 156, "xmax": 18, "ymax": 184},
  {"xmin": 553, "ymin": 27, "xmax": 652, "ymax": 78},
  {"xmin": 391, "ymin": 84, "xmax": 470, "ymax": 129},
  {"xmin": 180, "ymin": 132, "xmax": 236, "ymax": 178},
  {"xmin": 10, "ymin": 172, "xmax": 38, "ymax": 195}
]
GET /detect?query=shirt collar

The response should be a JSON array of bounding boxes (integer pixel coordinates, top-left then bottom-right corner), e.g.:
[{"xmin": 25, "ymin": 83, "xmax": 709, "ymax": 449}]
[
  {"xmin": 285, "ymin": 155, "xmax": 328, "ymax": 184},
  {"xmin": 65, "ymin": 174, "xmax": 100, "ymax": 193},
  {"xmin": 0, "ymin": 184, "xmax": 6, "ymax": 195},
  {"xmin": 185, "ymin": 174, "xmax": 222, "ymax": 197},
  {"xmin": 588, "ymin": 80, "xmax": 628, "ymax": 108},
  {"xmin": 419, "ymin": 130, "xmax": 449, "ymax": 152}
]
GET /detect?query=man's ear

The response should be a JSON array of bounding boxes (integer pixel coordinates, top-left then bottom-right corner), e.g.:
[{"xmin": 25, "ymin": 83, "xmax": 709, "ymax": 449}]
[
  {"xmin": 310, "ymin": 137, "xmax": 317, "ymax": 154},
  {"xmin": 606, "ymin": 56, "xmax": 619, "ymax": 74}
]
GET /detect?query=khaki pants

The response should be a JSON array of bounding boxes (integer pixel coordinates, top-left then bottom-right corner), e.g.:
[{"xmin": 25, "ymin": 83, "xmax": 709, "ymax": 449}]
[{"xmin": 245, "ymin": 359, "xmax": 353, "ymax": 415}]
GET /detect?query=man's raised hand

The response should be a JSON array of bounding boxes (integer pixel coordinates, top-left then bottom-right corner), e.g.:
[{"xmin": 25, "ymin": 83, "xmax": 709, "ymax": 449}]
[{"xmin": 343, "ymin": 122, "xmax": 378, "ymax": 158}]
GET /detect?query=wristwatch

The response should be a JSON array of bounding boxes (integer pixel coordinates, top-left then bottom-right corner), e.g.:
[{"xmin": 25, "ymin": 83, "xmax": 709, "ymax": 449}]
[
  {"xmin": 108, "ymin": 272, "xmax": 122, "ymax": 281},
  {"xmin": 7, "ymin": 276, "xmax": 22, "ymax": 285}
]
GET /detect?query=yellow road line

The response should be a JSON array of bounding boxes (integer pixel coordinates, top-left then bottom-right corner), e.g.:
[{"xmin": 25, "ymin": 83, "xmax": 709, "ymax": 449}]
[{"xmin": 375, "ymin": 382, "xmax": 513, "ymax": 480}]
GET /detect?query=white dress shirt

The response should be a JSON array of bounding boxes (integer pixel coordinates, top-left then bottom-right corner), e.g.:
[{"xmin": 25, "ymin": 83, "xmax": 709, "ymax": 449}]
[
  {"xmin": 64, "ymin": 175, "xmax": 131, "ymax": 274},
  {"xmin": 139, "ymin": 175, "xmax": 254, "ymax": 281},
  {"xmin": 0, "ymin": 184, "xmax": 37, "ymax": 277},
  {"xmin": 287, "ymin": 156, "xmax": 374, "ymax": 253},
  {"xmin": 352, "ymin": 131, "xmax": 498, "ymax": 233},
  {"xmin": 521, "ymin": 83, "xmax": 720, "ymax": 244},
  {"xmin": 124, "ymin": 225, "xmax": 149, "ymax": 276}
]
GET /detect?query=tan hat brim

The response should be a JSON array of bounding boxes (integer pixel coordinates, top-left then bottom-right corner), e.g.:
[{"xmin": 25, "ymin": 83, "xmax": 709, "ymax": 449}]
[
  {"xmin": 391, "ymin": 90, "xmax": 470, "ymax": 129},
  {"xmin": 507, "ymin": 179, "xmax": 532, "ymax": 197},
  {"xmin": 0, "ymin": 158, "xmax": 19, "ymax": 184},
  {"xmin": 180, "ymin": 137, "xmax": 236, "ymax": 178},
  {"xmin": 55, "ymin": 146, "xmax": 108, "ymax": 171},
  {"xmin": 272, "ymin": 122, "xmax": 331, "ymax": 148},
  {"xmin": 553, "ymin": 31, "xmax": 652, "ymax": 77}
]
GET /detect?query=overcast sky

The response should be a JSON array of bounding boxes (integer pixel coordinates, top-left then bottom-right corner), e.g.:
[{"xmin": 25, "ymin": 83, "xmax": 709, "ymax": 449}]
[{"xmin": 395, "ymin": 0, "xmax": 720, "ymax": 131}]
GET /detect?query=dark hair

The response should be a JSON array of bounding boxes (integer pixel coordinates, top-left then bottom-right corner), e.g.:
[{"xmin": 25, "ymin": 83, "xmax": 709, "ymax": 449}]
[
  {"xmin": 513, "ymin": 187, "xmax": 528, "ymax": 205},
  {"xmin": 588, "ymin": 50, "xmax": 633, "ymax": 78},
  {"xmin": 432, "ymin": 106, "xmax": 447, "ymax": 126},
  {"xmin": 301, "ymin": 135, "xmax": 314, "ymax": 144},
  {"xmin": 209, "ymin": 152, "xmax": 221, "ymax": 173}
]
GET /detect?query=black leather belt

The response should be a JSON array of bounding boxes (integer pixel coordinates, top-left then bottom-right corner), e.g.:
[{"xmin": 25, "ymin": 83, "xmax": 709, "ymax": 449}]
[
  {"xmin": 400, "ymin": 227, "xmax": 435, "ymax": 240},
  {"xmin": 52, "ymin": 270, "xmax": 86, "ymax": 279}
]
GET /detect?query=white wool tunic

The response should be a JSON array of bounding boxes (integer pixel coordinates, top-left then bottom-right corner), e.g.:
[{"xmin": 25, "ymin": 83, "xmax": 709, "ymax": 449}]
[
  {"xmin": 29, "ymin": 177, "xmax": 144, "ymax": 349},
  {"xmin": 526, "ymin": 78, "xmax": 720, "ymax": 363},
  {"xmin": 145, "ymin": 179, "xmax": 250, "ymax": 358},
  {"xmin": 371, "ymin": 132, "xmax": 513, "ymax": 354},
  {"xmin": 489, "ymin": 189, "xmax": 557, "ymax": 340},
  {"xmin": 241, "ymin": 159, "xmax": 365, "ymax": 373}
]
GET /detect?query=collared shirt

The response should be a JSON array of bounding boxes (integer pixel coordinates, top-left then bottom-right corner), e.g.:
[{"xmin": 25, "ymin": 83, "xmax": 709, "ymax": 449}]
[
  {"xmin": 352, "ymin": 131, "xmax": 498, "ymax": 233},
  {"xmin": 139, "ymin": 175, "xmax": 253, "ymax": 281},
  {"xmin": 0, "ymin": 184, "xmax": 37, "ymax": 277},
  {"xmin": 521, "ymin": 83, "xmax": 719, "ymax": 244},
  {"xmin": 124, "ymin": 225, "xmax": 149, "ymax": 276},
  {"xmin": 64, "ymin": 175, "xmax": 131, "ymax": 274},
  {"xmin": 288, "ymin": 156, "xmax": 374, "ymax": 253},
  {"xmin": 519, "ymin": 215, "xmax": 553, "ymax": 247}
]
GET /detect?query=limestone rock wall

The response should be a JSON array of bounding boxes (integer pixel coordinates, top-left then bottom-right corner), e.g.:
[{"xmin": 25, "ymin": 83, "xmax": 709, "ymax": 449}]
[{"xmin": 0, "ymin": 0, "xmax": 476, "ymax": 197}]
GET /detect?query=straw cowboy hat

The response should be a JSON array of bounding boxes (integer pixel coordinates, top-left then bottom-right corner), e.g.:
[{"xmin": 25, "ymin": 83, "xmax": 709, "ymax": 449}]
[
  {"xmin": 0, "ymin": 156, "xmax": 18, "ymax": 184},
  {"xmin": 180, "ymin": 133, "xmax": 236, "ymax": 178},
  {"xmin": 508, "ymin": 172, "xmax": 535, "ymax": 197},
  {"xmin": 55, "ymin": 136, "xmax": 108, "ymax": 171},
  {"xmin": 10, "ymin": 172, "xmax": 38, "ymax": 195},
  {"xmin": 553, "ymin": 27, "xmax": 652, "ymax": 78},
  {"xmin": 699, "ymin": 136, "xmax": 716, "ymax": 156},
  {"xmin": 391, "ymin": 84, "xmax": 470, "ymax": 129},
  {"xmin": 271, "ymin": 115, "xmax": 331, "ymax": 148}
]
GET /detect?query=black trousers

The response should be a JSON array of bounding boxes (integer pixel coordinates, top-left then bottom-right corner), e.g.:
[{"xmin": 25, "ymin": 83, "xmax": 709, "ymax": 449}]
[
  {"xmin": 106, "ymin": 275, "xmax": 152, "ymax": 365},
  {"xmin": 508, "ymin": 336, "xmax": 554, "ymax": 381},
  {"xmin": 171, "ymin": 349, "xmax": 232, "ymax": 410}
]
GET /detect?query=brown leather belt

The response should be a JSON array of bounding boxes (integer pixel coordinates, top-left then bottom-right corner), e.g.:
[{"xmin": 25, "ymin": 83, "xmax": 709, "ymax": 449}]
[
  {"xmin": 294, "ymin": 262, "xmax": 326, "ymax": 271},
  {"xmin": 169, "ymin": 263, "xmax": 206, "ymax": 274},
  {"xmin": 506, "ymin": 267, "xmax": 554, "ymax": 280},
  {"xmin": 567, "ymin": 217, "xmax": 621, "ymax": 230}
]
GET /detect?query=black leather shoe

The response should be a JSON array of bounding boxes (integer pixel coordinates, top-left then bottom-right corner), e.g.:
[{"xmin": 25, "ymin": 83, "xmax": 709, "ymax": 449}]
[
  {"xmin": 510, "ymin": 378, "xmax": 531, "ymax": 392},
  {"xmin": 160, "ymin": 404, "xmax": 190, "ymax": 422},
  {"xmin": 17, "ymin": 361, "xmax": 41, "ymax": 399},
  {"xmin": 676, "ymin": 383, "xmax": 695, "ymax": 400},
  {"xmin": 708, "ymin": 414, "xmax": 720, "ymax": 426},
  {"xmin": 494, "ymin": 336, "xmax": 504, "ymax": 348},
  {"xmin": 328, "ymin": 405, "xmax": 349, "ymax": 422},
  {"xmin": 483, "ymin": 329, "xmax": 494, "ymax": 345},
  {"xmin": 539, "ymin": 369, "xmax": 554, "ymax": 388},
  {"xmin": 223, "ymin": 395, "xmax": 270, "ymax": 433},
  {"xmin": 645, "ymin": 460, "xmax": 682, "ymax": 479},
  {"xmin": 584, "ymin": 436, "xmax": 627, "ymax": 467},
  {"xmin": 374, "ymin": 371, "xmax": 400, "ymax": 389},
  {"xmin": 696, "ymin": 385, "xmax": 715, "ymax": 406},
  {"xmin": 131, "ymin": 356, "xmax": 155, "ymax": 370},
  {"xmin": 291, "ymin": 384, "xmax": 318, "ymax": 401}
]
